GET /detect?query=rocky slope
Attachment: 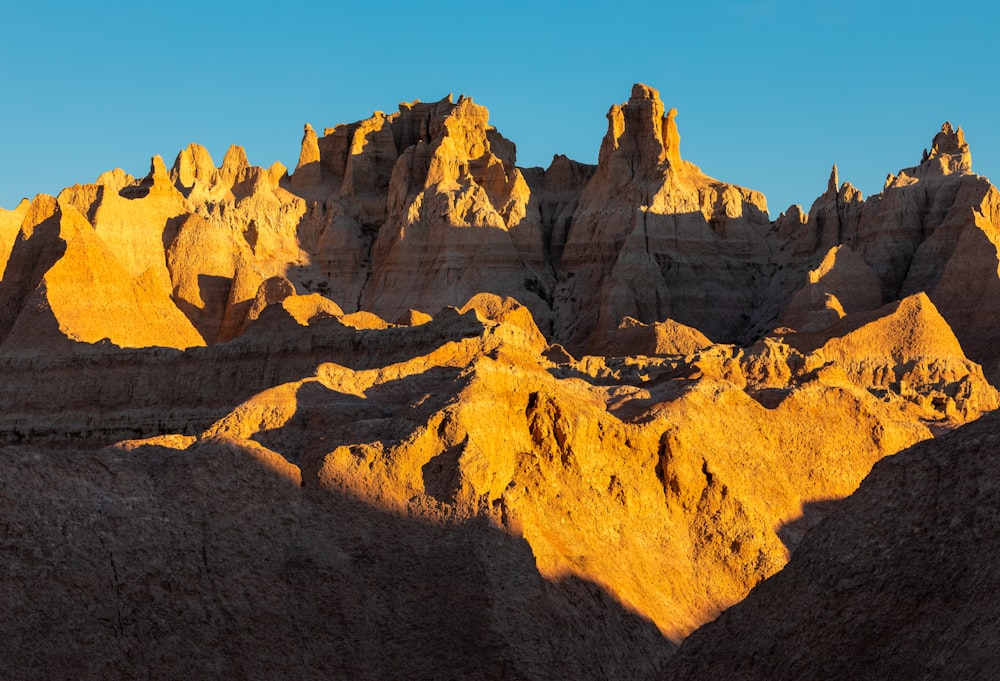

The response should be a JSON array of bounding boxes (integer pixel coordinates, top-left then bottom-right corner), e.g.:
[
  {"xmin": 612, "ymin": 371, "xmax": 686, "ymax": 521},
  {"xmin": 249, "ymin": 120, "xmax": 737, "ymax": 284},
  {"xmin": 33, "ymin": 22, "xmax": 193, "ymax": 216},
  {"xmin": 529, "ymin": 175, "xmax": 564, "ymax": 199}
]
[
  {"xmin": 659, "ymin": 408, "xmax": 1000, "ymax": 681},
  {"xmin": 1, "ymin": 84, "xmax": 998, "ymax": 679}
]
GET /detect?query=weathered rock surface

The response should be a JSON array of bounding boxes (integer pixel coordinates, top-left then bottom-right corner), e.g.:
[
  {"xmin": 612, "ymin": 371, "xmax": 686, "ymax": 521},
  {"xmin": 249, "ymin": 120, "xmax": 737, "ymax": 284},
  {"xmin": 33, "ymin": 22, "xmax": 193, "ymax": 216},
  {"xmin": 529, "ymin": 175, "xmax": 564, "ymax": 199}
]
[
  {"xmin": 660, "ymin": 408, "xmax": 1000, "ymax": 681},
  {"xmin": 2, "ymin": 293, "xmax": 994, "ymax": 677},
  {"xmin": 775, "ymin": 122, "xmax": 1000, "ymax": 382},
  {"xmin": 554, "ymin": 84, "xmax": 774, "ymax": 352},
  {"xmin": 0, "ymin": 198, "xmax": 28, "ymax": 276},
  {"xmin": 0, "ymin": 439, "xmax": 671, "ymax": 681},
  {"xmin": 781, "ymin": 292, "xmax": 998, "ymax": 424},
  {"xmin": 780, "ymin": 244, "xmax": 882, "ymax": 332},
  {"xmin": 606, "ymin": 316, "xmax": 714, "ymax": 357},
  {"xmin": 0, "ymin": 194, "xmax": 203, "ymax": 351},
  {"xmin": 4, "ymin": 85, "xmax": 996, "ymax": 366},
  {"xmin": 1, "ymin": 85, "xmax": 1000, "ymax": 680}
]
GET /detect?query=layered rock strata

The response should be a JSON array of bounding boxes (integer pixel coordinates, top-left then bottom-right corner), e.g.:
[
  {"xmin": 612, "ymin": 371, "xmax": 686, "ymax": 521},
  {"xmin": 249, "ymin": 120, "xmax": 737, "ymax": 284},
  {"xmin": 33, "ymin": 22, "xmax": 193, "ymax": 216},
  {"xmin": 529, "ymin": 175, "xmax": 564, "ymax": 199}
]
[{"xmin": 1, "ymin": 85, "xmax": 999, "ymax": 680}]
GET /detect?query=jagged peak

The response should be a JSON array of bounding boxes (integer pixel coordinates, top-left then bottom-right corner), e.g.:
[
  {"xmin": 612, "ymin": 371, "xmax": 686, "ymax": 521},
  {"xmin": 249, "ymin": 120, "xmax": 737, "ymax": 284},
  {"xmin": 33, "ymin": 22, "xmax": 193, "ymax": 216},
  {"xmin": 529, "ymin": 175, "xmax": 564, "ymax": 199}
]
[
  {"xmin": 816, "ymin": 164, "xmax": 861, "ymax": 204},
  {"xmin": 125, "ymin": 154, "xmax": 179, "ymax": 197},
  {"xmin": 928, "ymin": 120, "xmax": 971, "ymax": 170},
  {"xmin": 95, "ymin": 168, "xmax": 134, "ymax": 193},
  {"xmin": 909, "ymin": 121, "xmax": 973, "ymax": 178},
  {"xmin": 629, "ymin": 82, "xmax": 662, "ymax": 104},
  {"xmin": 220, "ymin": 145, "xmax": 250, "ymax": 173},
  {"xmin": 268, "ymin": 161, "xmax": 288, "ymax": 186},
  {"xmin": 21, "ymin": 193, "xmax": 60, "ymax": 236},
  {"xmin": 398, "ymin": 93, "xmax": 454, "ymax": 114},
  {"xmin": 599, "ymin": 82, "xmax": 683, "ymax": 173},
  {"xmin": 150, "ymin": 155, "xmax": 170, "ymax": 182},
  {"xmin": 172, "ymin": 143, "xmax": 216, "ymax": 190},
  {"xmin": 777, "ymin": 204, "xmax": 807, "ymax": 224},
  {"xmin": 290, "ymin": 123, "xmax": 323, "ymax": 190},
  {"xmin": 297, "ymin": 123, "xmax": 320, "ymax": 170}
]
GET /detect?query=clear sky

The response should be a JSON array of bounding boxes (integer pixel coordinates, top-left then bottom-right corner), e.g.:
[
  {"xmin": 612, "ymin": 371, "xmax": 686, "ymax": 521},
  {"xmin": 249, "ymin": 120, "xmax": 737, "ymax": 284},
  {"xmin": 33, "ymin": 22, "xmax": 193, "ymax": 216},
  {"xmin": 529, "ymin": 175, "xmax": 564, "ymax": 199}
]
[{"xmin": 1, "ymin": 0, "xmax": 997, "ymax": 217}]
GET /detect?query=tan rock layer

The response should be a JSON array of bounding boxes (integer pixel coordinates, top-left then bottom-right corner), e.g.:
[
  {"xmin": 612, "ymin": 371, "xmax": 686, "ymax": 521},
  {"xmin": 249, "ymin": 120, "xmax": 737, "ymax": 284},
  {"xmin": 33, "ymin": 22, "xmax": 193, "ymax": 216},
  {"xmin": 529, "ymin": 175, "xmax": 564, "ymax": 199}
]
[{"xmin": 191, "ymin": 296, "xmax": 993, "ymax": 640}]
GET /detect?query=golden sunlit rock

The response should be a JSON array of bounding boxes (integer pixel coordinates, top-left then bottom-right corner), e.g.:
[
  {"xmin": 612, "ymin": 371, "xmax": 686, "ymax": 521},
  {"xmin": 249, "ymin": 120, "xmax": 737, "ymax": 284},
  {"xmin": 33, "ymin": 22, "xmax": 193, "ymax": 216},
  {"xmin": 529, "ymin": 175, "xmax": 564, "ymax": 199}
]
[{"xmin": 1, "ymin": 84, "xmax": 999, "ymax": 679}]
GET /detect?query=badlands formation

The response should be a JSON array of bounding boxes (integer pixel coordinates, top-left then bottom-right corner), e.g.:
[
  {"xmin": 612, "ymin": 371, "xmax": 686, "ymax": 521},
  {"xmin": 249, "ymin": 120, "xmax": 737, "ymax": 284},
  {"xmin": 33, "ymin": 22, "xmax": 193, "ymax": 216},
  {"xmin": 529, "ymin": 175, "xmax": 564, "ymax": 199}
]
[{"xmin": 1, "ymin": 83, "xmax": 999, "ymax": 679}]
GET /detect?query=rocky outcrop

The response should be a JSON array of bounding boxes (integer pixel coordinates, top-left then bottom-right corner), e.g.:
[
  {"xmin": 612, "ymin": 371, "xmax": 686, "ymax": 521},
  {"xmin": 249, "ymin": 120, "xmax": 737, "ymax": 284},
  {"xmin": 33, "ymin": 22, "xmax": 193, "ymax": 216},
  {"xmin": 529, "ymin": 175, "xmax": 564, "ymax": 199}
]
[
  {"xmin": 87, "ymin": 298, "xmax": 1000, "ymax": 643},
  {"xmin": 774, "ymin": 121, "xmax": 1000, "ymax": 381},
  {"xmin": 605, "ymin": 317, "xmax": 714, "ymax": 357},
  {"xmin": 3, "ymin": 85, "xmax": 999, "ymax": 366},
  {"xmin": 660, "ymin": 408, "xmax": 1000, "ymax": 681},
  {"xmin": 0, "ymin": 302, "xmax": 495, "ymax": 448},
  {"xmin": 0, "ymin": 194, "xmax": 203, "ymax": 351},
  {"xmin": 0, "ymin": 198, "xmax": 29, "ymax": 279},
  {"xmin": 554, "ymin": 84, "xmax": 773, "ymax": 352},
  {"xmin": 287, "ymin": 95, "xmax": 557, "ymax": 327},
  {"xmin": 359, "ymin": 95, "xmax": 550, "ymax": 327},
  {"xmin": 786, "ymin": 293, "xmax": 998, "ymax": 424},
  {"xmin": 780, "ymin": 244, "xmax": 882, "ymax": 332},
  {"xmin": 0, "ymin": 439, "xmax": 672, "ymax": 681}
]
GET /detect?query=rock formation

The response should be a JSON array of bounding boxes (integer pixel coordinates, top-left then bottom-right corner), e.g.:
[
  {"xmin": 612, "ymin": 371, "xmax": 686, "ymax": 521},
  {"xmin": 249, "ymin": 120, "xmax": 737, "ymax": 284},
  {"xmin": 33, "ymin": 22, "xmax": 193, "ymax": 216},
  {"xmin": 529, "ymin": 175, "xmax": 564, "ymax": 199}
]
[
  {"xmin": 0, "ymin": 84, "xmax": 999, "ymax": 679},
  {"xmin": 553, "ymin": 84, "xmax": 773, "ymax": 351},
  {"xmin": 659, "ymin": 408, "xmax": 1000, "ymax": 681},
  {"xmin": 775, "ymin": 122, "xmax": 1000, "ymax": 382}
]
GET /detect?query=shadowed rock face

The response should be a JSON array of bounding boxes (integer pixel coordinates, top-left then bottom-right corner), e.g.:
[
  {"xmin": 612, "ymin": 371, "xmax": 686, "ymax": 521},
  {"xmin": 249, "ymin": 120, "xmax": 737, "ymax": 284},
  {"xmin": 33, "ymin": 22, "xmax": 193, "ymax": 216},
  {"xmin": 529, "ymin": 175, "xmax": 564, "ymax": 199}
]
[
  {"xmin": 0, "ymin": 292, "xmax": 995, "ymax": 680},
  {"xmin": 659, "ymin": 409, "xmax": 1000, "ymax": 681},
  {"xmin": 0, "ymin": 440, "xmax": 673, "ymax": 681},
  {"xmin": 1, "ymin": 85, "xmax": 1000, "ymax": 680}
]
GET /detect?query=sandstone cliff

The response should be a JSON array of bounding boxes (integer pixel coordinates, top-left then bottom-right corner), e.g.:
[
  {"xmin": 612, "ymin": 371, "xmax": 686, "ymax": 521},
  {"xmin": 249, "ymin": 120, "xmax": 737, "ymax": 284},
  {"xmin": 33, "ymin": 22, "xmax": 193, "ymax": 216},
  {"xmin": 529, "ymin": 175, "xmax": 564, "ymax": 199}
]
[{"xmin": 4, "ymin": 84, "xmax": 995, "ymax": 365}]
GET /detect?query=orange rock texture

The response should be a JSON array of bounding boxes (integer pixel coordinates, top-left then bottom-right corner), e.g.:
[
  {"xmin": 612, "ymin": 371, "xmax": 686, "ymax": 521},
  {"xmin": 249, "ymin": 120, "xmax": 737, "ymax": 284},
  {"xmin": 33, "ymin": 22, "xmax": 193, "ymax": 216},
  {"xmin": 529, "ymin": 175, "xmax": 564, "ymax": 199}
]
[
  {"xmin": 660, "ymin": 408, "xmax": 1000, "ymax": 681},
  {"xmin": 1, "ymin": 85, "xmax": 999, "ymax": 679}
]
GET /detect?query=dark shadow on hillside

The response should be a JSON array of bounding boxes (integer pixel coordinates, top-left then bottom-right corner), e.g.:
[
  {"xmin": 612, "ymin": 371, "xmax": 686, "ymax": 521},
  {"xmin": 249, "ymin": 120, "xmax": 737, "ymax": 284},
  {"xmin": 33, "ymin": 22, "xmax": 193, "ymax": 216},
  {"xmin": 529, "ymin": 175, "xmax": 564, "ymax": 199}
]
[
  {"xmin": 776, "ymin": 497, "xmax": 846, "ymax": 554},
  {"xmin": 546, "ymin": 361, "xmax": 696, "ymax": 422},
  {"xmin": 0, "ymin": 310, "xmax": 486, "ymax": 448},
  {"xmin": 0, "ymin": 441, "xmax": 674, "ymax": 680},
  {"xmin": 746, "ymin": 387, "xmax": 794, "ymax": 410},
  {"xmin": 248, "ymin": 366, "xmax": 468, "ymax": 481},
  {"xmin": 660, "ymin": 411, "xmax": 1000, "ymax": 681}
]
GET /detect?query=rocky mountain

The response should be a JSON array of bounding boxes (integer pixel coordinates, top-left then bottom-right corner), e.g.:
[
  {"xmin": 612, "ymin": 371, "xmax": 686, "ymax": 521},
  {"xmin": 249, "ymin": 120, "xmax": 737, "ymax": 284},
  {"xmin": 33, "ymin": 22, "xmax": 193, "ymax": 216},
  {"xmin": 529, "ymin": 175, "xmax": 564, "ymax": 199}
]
[{"xmin": 0, "ymin": 84, "xmax": 998, "ymax": 679}]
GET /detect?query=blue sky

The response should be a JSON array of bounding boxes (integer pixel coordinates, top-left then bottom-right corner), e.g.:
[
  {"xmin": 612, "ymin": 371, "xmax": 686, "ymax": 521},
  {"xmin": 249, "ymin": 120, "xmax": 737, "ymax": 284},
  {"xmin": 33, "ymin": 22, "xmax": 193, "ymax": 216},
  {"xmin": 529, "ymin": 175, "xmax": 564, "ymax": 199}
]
[{"xmin": 1, "ymin": 1, "xmax": 997, "ymax": 217}]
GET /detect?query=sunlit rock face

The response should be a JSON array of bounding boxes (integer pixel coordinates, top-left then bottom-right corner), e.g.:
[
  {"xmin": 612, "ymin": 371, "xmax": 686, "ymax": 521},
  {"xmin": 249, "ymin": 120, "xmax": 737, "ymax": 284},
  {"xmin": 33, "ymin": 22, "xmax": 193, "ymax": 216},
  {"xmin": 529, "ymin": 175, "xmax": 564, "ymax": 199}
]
[
  {"xmin": 291, "ymin": 95, "xmax": 551, "ymax": 330},
  {"xmin": 1, "ymin": 85, "xmax": 1000, "ymax": 680},
  {"xmin": 659, "ymin": 409, "xmax": 1000, "ymax": 681}
]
